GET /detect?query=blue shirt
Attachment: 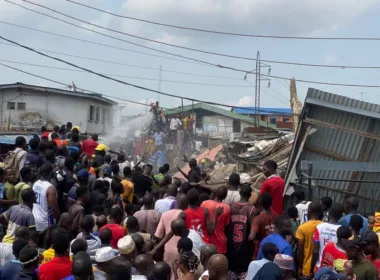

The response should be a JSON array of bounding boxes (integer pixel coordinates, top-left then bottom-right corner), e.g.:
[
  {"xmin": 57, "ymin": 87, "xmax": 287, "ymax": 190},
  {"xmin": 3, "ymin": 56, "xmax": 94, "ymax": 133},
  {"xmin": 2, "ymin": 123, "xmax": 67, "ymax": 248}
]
[
  {"xmin": 0, "ymin": 260, "xmax": 22, "ymax": 280},
  {"xmin": 257, "ymin": 233, "xmax": 292, "ymax": 260},
  {"xmin": 338, "ymin": 213, "xmax": 368, "ymax": 235}
]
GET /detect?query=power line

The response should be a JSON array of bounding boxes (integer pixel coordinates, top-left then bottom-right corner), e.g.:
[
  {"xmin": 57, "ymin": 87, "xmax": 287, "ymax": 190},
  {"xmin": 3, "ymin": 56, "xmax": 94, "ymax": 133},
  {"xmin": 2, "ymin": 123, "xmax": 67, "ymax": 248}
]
[
  {"xmin": 0, "ymin": 35, "xmax": 302, "ymax": 115},
  {"xmin": 2, "ymin": 35, "xmax": 380, "ymax": 92},
  {"xmin": 15, "ymin": 0, "xmax": 380, "ymax": 69},
  {"xmin": 0, "ymin": 22, "xmax": 207, "ymax": 67},
  {"xmin": 9, "ymin": 0, "xmax": 253, "ymax": 63},
  {"xmin": 0, "ymin": 42, "xmax": 244, "ymax": 81},
  {"xmin": 0, "ymin": 58, "xmax": 254, "ymax": 88},
  {"xmin": 269, "ymin": 87, "xmax": 289, "ymax": 102},
  {"xmin": 65, "ymin": 0, "xmax": 380, "ymax": 41},
  {"xmin": 0, "ymin": 63, "xmax": 156, "ymax": 107}
]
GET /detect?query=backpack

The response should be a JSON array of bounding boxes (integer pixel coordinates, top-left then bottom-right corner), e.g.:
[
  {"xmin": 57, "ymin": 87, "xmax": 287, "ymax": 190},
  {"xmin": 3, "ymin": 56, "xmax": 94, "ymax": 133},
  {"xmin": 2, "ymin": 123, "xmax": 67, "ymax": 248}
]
[
  {"xmin": 3, "ymin": 150, "xmax": 21, "ymax": 178},
  {"xmin": 67, "ymin": 145, "xmax": 80, "ymax": 155}
]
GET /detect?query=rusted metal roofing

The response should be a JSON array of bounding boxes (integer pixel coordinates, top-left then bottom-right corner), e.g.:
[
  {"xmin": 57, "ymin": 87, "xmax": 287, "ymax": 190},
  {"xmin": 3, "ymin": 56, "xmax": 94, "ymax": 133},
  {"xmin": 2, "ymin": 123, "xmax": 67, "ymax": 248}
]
[{"xmin": 285, "ymin": 88, "xmax": 380, "ymax": 214}]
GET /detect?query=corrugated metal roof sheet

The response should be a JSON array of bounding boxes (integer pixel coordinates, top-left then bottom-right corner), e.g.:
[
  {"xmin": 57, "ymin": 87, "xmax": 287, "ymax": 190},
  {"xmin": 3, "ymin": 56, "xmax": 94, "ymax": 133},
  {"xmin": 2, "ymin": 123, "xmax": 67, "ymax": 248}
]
[
  {"xmin": 0, "ymin": 135, "xmax": 31, "ymax": 145},
  {"xmin": 232, "ymin": 107, "xmax": 292, "ymax": 115},
  {"xmin": 285, "ymin": 88, "xmax": 380, "ymax": 214},
  {"xmin": 164, "ymin": 103, "xmax": 277, "ymax": 128}
]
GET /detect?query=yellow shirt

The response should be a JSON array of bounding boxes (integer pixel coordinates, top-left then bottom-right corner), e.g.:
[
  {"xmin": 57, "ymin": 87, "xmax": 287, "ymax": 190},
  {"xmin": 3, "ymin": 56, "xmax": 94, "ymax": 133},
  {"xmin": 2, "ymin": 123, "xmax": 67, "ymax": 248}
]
[
  {"xmin": 295, "ymin": 219, "xmax": 322, "ymax": 277},
  {"xmin": 121, "ymin": 179, "xmax": 134, "ymax": 206},
  {"xmin": 41, "ymin": 248, "xmax": 55, "ymax": 264},
  {"xmin": 41, "ymin": 248, "xmax": 73, "ymax": 264}
]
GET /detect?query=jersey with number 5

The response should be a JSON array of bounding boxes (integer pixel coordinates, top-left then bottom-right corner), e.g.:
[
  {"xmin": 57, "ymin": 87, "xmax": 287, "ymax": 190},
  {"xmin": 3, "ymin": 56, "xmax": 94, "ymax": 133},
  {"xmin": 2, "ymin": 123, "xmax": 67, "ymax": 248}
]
[
  {"xmin": 227, "ymin": 202, "xmax": 255, "ymax": 272},
  {"xmin": 32, "ymin": 179, "xmax": 53, "ymax": 232}
]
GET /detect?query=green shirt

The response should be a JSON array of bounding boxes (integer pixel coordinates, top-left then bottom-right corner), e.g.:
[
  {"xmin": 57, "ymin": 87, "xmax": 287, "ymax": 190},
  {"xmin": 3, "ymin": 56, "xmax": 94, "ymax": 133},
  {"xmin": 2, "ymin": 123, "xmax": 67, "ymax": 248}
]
[
  {"xmin": 354, "ymin": 259, "xmax": 378, "ymax": 280},
  {"xmin": 14, "ymin": 182, "xmax": 30, "ymax": 204},
  {"xmin": 4, "ymin": 182, "xmax": 15, "ymax": 200},
  {"xmin": 153, "ymin": 173, "xmax": 164, "ymax": 189}
]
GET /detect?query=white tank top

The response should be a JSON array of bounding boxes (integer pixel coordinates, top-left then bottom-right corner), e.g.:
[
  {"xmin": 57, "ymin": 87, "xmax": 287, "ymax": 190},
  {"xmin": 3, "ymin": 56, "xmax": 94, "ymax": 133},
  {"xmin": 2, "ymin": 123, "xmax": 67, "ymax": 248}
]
[{"xmin": 32, "ymin": 179, "xmax": 54, "ymax": 232}]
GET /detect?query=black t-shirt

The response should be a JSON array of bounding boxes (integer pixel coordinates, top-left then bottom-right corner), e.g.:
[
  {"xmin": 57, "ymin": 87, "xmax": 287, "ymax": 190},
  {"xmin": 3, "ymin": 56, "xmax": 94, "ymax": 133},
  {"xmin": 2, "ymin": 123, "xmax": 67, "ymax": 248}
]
[
  {"xmin": 188, "ymin": 166, "xmax": 201, "ymax": 183},
  {"xmin": 133, "ymin": 174, "xmax": 152, "ymax": 198}
]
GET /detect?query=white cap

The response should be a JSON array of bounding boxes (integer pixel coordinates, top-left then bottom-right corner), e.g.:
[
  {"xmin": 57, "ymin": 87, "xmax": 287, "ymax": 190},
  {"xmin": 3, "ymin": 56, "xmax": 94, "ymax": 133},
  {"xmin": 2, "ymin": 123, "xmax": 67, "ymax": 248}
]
[
  {"xmin": 117, "ymin": 235, "xmax": 135, "ymax": 255},
  {"xmin": 240, "ymin": 173, "xmax": 251, "ymax": 184},
  {"xmin": 95, "ymin": 246, "xmax": 119, "ymax": 263}
]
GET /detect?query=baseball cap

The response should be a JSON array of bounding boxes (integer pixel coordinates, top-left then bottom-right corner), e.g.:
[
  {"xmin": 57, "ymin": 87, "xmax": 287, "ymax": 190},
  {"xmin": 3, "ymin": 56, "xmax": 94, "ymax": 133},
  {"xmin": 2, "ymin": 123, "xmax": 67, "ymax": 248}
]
[
  {"xmin": 95, "ymin": 246, "xmax": 119, "ymax": 263},
  {"xmin": 77, "ymin": 169, "xmax": 89, "ymax": 179},
  {"xmin": 103, "ymin": 166, "xmax": 113, "ymax": 176},
  {"xmin": 117, "ymin": 235, "xmax": 135, "ymax": 255},
  {"xmin": 273, "ymin": 254, "xmax": 293, "ymax": 270}
]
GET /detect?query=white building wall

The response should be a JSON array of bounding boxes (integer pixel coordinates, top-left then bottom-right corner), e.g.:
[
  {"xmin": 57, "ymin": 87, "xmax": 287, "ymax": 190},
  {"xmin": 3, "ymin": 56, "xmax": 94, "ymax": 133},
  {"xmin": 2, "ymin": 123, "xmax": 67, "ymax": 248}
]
[
  {"xmin": 201, "ymin": 115, "xmax": 253, "ymax": 138},
  {"xmin": 0, "ymin": 88, "xmax": 114, "ymax": 134}
]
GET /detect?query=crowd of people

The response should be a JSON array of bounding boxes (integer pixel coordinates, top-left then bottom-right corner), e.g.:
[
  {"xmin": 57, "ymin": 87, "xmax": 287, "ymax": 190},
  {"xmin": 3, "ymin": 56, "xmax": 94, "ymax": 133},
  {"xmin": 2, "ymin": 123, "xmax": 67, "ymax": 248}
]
[{"xmin": 0, "ymin": 122, "xmax": 378, "ymax": 280}]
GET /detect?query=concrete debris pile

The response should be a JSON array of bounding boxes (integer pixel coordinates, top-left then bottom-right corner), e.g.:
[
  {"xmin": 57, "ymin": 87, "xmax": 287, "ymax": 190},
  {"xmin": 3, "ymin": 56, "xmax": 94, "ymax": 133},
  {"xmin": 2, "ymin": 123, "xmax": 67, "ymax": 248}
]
[
  {"xmin": 208, "ymin": 163, "xmax": 238, "ymax": 183},
  {"xmin": 225, "ymin": 133, "xmax": 295, "ymax": 174}
]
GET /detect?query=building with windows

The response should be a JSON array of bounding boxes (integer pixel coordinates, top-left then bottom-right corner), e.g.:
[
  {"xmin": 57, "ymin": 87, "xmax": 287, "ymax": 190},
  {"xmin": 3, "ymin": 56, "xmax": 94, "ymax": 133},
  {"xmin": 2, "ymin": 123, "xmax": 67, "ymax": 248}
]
[
  {"xmin": 165, "ymin": 103, "xmax": 276, "ymax": 138},
  {"xmin": 231, "ymin": 107, "xmax": 293, "ymax": 130},
  {"xmin": 0, "ymin": 83, "xmax": 117, "ymax": 133}
]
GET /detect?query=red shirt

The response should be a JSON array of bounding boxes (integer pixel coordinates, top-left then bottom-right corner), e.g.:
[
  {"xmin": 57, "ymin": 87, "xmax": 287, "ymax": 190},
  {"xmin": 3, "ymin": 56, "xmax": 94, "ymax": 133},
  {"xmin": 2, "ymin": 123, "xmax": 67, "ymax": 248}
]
[
  {"xmin": 39, "ymin": 256, "xmax": 72, "ymax": 280},
  {"xmin": 260, "ymin": 175, "xmax": 285, "ymax": 215},
  {"xmin": 251, "ymin": 211, "xmax": 278, "ymax": 259},
  {"xmin": 41, "ymin": 132, "xmax": 50, "ymax": 140},
  {"xmin": 200, "ymin": 200, "xmax": 230, "ymax": 253},
  {"xmin": 320, "ymin": 242, "xmax": 347, "ymax": 268},
  {"xmin": 82, "ymin": 139, "xmax": 99, "ymax": 157},
  {"xmin": 100, "ymin": 224, "xmax": 127, "ymax": 249},
  {"xmin": 185, "ymin": 207, "xmax": 209, "ymax": 243}
]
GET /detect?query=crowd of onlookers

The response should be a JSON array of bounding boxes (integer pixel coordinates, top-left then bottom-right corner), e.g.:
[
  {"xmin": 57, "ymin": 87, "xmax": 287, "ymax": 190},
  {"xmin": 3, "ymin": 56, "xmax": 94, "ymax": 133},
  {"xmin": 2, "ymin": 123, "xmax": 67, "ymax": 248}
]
[{"xmin": 0, "ymin": 122, "xmax": 378, "ymax": 280}]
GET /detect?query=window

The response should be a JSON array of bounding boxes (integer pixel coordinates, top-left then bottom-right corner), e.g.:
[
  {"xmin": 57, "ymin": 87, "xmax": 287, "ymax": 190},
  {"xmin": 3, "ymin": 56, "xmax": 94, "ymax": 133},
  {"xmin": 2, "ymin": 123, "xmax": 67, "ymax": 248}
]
[
  {"xmin": 283, "ymin": 117, "xmax": 290, "ymax": 122},
  {"xmin": 17, "ymin": 102, "xmax": 25, "ymax": 111},
  {"xmin": 89, "ymin": 105, "xmax": 95, "ymax": 121},
  {"xmin": 108, "ymin": 109, "xmax": 112, "ymax": 123},
  {"xmin": 270, "ymin": 117, "xmax": 277, "ymax": 124},
  {"xmin": 102, "ymin": 108, "xmax": 106, "ymax": 123},
  {"xmin": 7, "ymin": 102, "xmax": 15, "ymax": 110},
  {"xmin": 95, "ymin": 107, "xmax": 100, "ymax": 122}
]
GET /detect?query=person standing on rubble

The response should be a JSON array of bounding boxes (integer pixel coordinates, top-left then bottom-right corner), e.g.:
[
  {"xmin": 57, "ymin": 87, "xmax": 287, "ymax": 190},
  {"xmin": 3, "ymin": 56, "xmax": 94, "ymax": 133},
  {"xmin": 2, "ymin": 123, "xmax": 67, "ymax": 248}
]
[
  {"xmin": 260, "ymin": 160, "xmax": 285, "ymax": 215},
  {"xmin": 177, "ymin": 158, "xmax": 201, "ymax": 184}
]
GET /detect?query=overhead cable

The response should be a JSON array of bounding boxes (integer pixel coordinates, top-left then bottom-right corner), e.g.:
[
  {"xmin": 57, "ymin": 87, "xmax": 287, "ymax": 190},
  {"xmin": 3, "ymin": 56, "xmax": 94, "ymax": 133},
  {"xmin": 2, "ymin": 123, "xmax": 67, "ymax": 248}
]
[
  {"xmin": 0, "ymin": 63, "xmax": 157, "ymax": 107},
  {"xmin": 0, "ymin": 42, "xmax": 245, "ymax": 81},
  {"xmin": 11, "ymin": 0, "xmax": 380, "ymax": 69},
  {"xmin": 0, "ymin": 35, "xmax": 303, "ymax": 115},
  {"xmin": 0, "ymin": 59, "xmax": 254, "ymax": 88},
  {"xmin": 65, "ymin": 0, "xmax": 380, "ymax": 41},
  {"xmin": 15, "ymin": 0, "xmax": 380, "ymax": 69}
]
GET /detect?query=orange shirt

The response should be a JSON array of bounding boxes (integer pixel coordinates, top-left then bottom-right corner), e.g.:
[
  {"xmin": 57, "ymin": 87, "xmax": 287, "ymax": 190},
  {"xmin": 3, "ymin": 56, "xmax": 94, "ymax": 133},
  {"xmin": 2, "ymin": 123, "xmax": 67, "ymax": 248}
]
[
  {"xmin": 200, "ymin": 200, "xmax": 231, "ymax": 253},
  {"xmin": 121, "ymin": 179, "xmax": 134, "ymax": 206},
  {"xmin": 53, "ymin": 139, "xmax": 68, "ymax": 147}
]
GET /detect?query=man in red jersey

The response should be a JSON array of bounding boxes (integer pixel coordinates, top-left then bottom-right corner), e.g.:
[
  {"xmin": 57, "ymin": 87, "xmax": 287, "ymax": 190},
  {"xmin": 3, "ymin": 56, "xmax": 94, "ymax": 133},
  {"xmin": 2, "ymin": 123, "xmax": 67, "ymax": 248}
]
[
  {"xmin": 320, "ymin": 225, "xmax": 351, "ymax": 268},
  {"xmin": 185, "ymin": 188, "xmax": 210, "ymax": 244},
  {"xmin": 260, "ymin": 160, "xmax": 285, "ymax": 215}
]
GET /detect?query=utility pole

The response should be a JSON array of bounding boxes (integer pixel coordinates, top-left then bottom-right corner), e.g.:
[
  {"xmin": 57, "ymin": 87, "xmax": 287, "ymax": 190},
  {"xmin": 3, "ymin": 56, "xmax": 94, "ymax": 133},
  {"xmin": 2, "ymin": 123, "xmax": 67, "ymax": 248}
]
[
  {"xmin": 158, "ymin": 66, "xmax": 162, "ymax": 102},
  {"xmin": 255, "ymin": 52, "xmax": 261, "ymax": 126},
  {"xmin": 360, "ymin": 92, "xmax": 365, "ymax": 101},
  {"xmin": 244, "ymin": 51, "xmax": 271, "ymax": 127}
]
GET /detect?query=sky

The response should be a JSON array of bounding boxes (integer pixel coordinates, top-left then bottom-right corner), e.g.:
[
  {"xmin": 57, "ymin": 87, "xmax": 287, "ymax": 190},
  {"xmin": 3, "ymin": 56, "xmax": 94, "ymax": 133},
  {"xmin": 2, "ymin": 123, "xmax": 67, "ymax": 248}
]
[{"xmin": 1, "ymin": 0, "xmax": 380, "ymax": 115}]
